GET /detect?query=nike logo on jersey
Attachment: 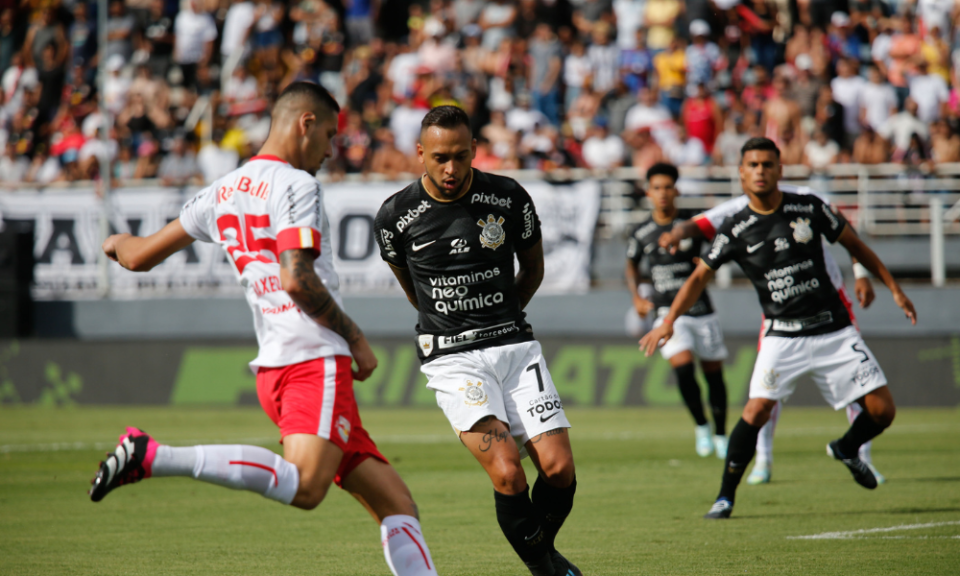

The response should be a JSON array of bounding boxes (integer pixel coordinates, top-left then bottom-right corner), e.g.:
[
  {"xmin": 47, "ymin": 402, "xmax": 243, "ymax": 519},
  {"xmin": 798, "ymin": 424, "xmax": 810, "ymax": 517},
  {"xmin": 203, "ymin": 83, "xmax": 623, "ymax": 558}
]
[
  {"xmin": 411, "ymin": 240, "xmax": 436, "ymax": 252},
  {"xmin": 747, "ymin": 242, "xmax": 765, "ymax": 253},
  {"xmin": 540, "ymin": 412, "xmax": 560, "ymax": 423}
]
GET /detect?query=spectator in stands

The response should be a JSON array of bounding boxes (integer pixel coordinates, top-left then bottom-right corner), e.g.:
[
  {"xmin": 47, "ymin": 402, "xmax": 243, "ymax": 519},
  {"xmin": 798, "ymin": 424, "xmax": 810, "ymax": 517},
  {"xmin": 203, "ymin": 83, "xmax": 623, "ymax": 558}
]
[
  {"xmin": 831, "ymin": 57, "xmax": 866, "ymax": 150},
  {"xmin": 572, "ymin": 0, "xmax": 613, "ymax": 39},
  {"xmin": 627, "ymin": 126, "xmax": 664, "ymax": 175},
  {"xmin": 506, "ymin": 92, "xmax": 548, "ymax": 135},
  {"xmin": 860, "ymin": 65, "xmax": 898, "ymax": 133},
  {"xmin": 222, "ymin": 0, "xmax": 256, "ymax": 64},
  {"xmin": 789, "ymin": 54, "xmax": 823, "ymax": 121},
  {"xmin": 713, "ymin": 114, "xmax": 751, "ymax": 167},
  {"xmin": 879, "ymin": 97, "xmax": 928, "ymax": 157},
  {"xmin": 853, "ymin": 125, "xmax": 890, "ymax": 165},
  {"xmin": 644, "ymin": 0, "xmax": 681, "ymax": 53},
  {"xmin": 613, "ymin": 0, "xmax": 644, "ymax": 50},
  {"xmin": 685, "ymin": 21, "xmax": 721, "ymax": 94},
  {"xmin": 224, "ymin": 65, "xmax": 260, "ymax": 105},
  {"xmin": 24, "ymin": 7, "xmax": 67, "ymax": 70},
  {"xmin": 909, "ymin": 60, "xmax": 950, "ymax": 124},
  {"xmin": 479, "ymin": 0, "xmax": 517, "ymax": 52},
  {"xmin": 619, "ymin": 28, "xmax": 652, "ymax": 94},
  {"xmin": 887, "ymin": 15, "xmax": 920, "ymax": 107},
  {"xmin": 564, "ymin": 39, "xmax": 591, "ymax": 111},
  {"xmin": 26, "ymin": 144, "xmax": 61, "ymax": 184},
  {"xmin": 472, "ymin": 135, "xmax": 503, "ymax": 171},
  {"xmin": 778, "ymin": 128, "xmax": 804, "ymax": 165},
  {"xmin": 581, "ymin": 119, "xmax": 624, "ymax": 170},
  {"xmin": 0, "ymin": 9, "xmax": 18, "ymax": 77},
  {"xmin": 529, "ymin": 23, "xmax": 562, "ymax": 126},
  {"xmin": 174, "ymin": 0, "xmax": 218, "ymax": 89},
  {"xmin": 681, "ymin": 83, "xmax": 722, "ymax": 155},
  {"xmin": 142, "ymin": 0, "xmax": 176, "ymax": 79},
  {"xmin": 741, "ymin": 65, "xmax": 775, "ymax": 116},
  {"xmin": 803, "ymin": 128, "xmax": 840, "ymax": 172},
  {"xmin": 930, "ymin": 119, "xmax": 960, "ymax": 163},
  {"xmin": 454, "ymin": 0, "xmax": 485, "ymax": 29},
  {"xmin": 114, "ymin": 140, "xmax": 138, "ymax": 181},
  {"xmin": 664, "ymin": 125, "xmax": 707, "ymax": 166},
  {"xmin": 105, "ymin": 0, "xmax": 135, "ymax": 63},
  {"xmin": 68, "ymin": 3, "xmax": 97, "ymax": 72},
  {"xmin": 0, "ymin": 141, "xmax": 29, "ymax": 183},
  {"xmin": 567, "ymin": 83, "xmax": 601, "ymax": 140},
  {"xmin": 654, "ymin": 37, "xmax": 685, "ymax": 118},
  {"xmin": 134, "ymin": 132, "xmax": 161, "ymax": 178},
  {"xmin": 198, "ymin": 129, "xmax": 240, "ymax": 184},
  {"xmin": 389, "ymin": 95, "xmax": 428, "ymax": 161},
  {"xmin": 826, "ymin": 12, "xmax": 860, "ymax": 64},
  {"xmin": 36, "ymin": 43, "xmax": 65, "ymax": 122},
  {"xmin": 482, "ymin": 109, "xmax": 518, "ymax": 160},
  {"xmin": 761, "ymin": 76, "xmax": 802, "ymax": 148},
  {"xmin": 624, "ymin": 86, "xmax": 676, "ymax": 147},
  {"xmin": 344, "ymin": 0, "xmax": 376, "ymax": 48},
  {"xmin": 816, "ymin": 84, "xmax": 846, "ymax": 153},
  {"xmin": 104, "ymin": 55, "xmax": 131, "ymax": 116},
  {"xmin": 587, "ymin": 22, "xmax": 619, "ymax": 94},
  {"xmin": 158, "ymin": 135, "xmax": 201, "ymax": 186},
  {"xmin": 79, "ymin": 127, "xmax": 118, "ymax": 179}
]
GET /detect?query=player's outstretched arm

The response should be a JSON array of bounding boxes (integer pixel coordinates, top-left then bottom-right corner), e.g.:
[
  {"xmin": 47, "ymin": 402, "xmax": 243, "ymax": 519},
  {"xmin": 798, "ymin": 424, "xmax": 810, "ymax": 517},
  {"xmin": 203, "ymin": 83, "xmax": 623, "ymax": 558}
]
[
  {"xmin": 515, "ymin": 239, "xmax": 544, "ymax": 310},
  {"xmin": 638, "ymin": 261, "xmax": 714, "ymax": 356},
  {"xmin": 658, "ymin": 218, "xmax": 703, "ymax": 253},
  {"xmin": 102, "ymin": 218, "xmax": 195, "ymax": 272},
  {"xmin": 279, "ymin": 248, "xmax": 379, "ymax": 380},
  {"xmin": 387, "ymin": 263, "xmax": 420, "ymax": 310},
  {"xmin": 836, "ymin": 225, "xmax": 916, "ymax": 325},
  {"xmin": 625, "ymin": 258, "xmax": 654, "ymax": 317}
]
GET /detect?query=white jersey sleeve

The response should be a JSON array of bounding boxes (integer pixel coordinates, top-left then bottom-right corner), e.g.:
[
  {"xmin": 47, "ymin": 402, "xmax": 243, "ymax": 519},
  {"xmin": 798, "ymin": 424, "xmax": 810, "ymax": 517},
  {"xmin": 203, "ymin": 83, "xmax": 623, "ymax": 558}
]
[
  {"xmin": 179, "ymin": 186, "xmax": 218, "ymax": 243},
  {"xmin": 269, "ymin": 175, "xmax": 324, "ymax": 257}
]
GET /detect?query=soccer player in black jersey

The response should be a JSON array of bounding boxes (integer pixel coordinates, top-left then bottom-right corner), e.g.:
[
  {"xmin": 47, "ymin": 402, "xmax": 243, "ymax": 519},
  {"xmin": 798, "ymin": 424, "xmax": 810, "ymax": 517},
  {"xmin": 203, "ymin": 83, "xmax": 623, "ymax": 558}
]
[
  {"xmin": 626, "ymin": 163, "xmax": 729, "ymax": 459},
  {"xmin": 374, "ymin": 106, "xmax": 581, "ymax": 576},
  {"xmin": 640, "ymin": 138, "xmax": 917, "ymax": 519}
]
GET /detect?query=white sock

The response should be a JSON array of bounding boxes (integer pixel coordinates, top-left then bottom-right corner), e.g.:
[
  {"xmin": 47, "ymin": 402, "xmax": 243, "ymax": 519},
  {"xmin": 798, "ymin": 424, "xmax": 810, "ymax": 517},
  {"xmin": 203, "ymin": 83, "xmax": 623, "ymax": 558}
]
[
  {"xmin": 846, "ymin": 403, "xmax": 873, "ymax": 464},
  {"xmin": 153, "ymin": 444, "xmax": 299, "ymax": 505},
  {"xmin": 755, "ymin": 400, "xmax": 781, "ymax": 465},
  {"xmin": 381, "ymin": 515, "xmax": 437, "ymax": 576}
]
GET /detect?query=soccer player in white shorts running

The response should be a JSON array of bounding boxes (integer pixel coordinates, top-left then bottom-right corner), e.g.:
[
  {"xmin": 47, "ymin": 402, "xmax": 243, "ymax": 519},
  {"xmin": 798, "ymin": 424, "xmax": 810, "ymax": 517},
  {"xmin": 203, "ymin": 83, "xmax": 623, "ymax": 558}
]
[
  {"xmin": 87, "ymin": 83, "xmax": 439, "ymax": 576},
  {"xmin": 374, "ymin": 107, "xmax": 581, "ymax": 576},
  {"xmin": 641, "ymin": 138, "xmax": 917, "ymax": 519},
  {"xmin": 660, "ymin": 182, "xmax": 886, "ymax": 484},
  {"xmin": 626, "ymin": 163, "xmax": 730, "ymax": 459}
]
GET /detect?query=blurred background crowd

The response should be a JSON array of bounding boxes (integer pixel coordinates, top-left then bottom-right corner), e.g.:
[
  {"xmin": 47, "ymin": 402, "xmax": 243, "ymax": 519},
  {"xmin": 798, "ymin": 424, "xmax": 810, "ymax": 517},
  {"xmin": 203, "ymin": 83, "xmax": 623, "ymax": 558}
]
[{"xmin": 2, "ymin": 0, "xmax": 960, "ymax": 186}]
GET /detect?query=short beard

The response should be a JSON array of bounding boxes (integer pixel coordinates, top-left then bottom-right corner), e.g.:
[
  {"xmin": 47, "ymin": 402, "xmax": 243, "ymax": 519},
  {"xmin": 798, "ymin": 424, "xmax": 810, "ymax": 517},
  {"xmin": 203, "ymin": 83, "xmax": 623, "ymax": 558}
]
[{"xmin": 426, "ymin": 170, "xmax": 468, "ymax": 199}]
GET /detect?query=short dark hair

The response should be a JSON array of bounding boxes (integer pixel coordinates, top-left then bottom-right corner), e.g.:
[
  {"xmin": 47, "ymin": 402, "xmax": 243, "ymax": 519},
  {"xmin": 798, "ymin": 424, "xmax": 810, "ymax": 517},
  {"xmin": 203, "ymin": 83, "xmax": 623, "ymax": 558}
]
[
  {"xmin": 646, "ymin": 162, "xmax": 679, "ymax": 183},
  {"xmin": 740, "ymin": 137, "xmax": 780, "ymax": 161},
  {"xmin": 275, "ymin": 81, "xmax": 340, "ymax": 117},
  {"xmin": 421, "ymin": 105, "xmax": 471, "ymax": 134}
]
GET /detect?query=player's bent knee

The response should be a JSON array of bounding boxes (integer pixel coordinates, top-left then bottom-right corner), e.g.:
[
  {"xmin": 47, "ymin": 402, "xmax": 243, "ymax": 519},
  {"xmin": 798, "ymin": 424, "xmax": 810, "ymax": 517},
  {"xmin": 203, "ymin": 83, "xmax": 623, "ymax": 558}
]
[
  {"xmin": 489, "ymin": 459, "xmax": 527, "ymax": 494},
  {"xmin": 742, "ymin": 398, "xmax": 776, "ymax": 426},
  {"xmin": 292, "ymin": 483, "xmax": 331, "ymax": 510},
  {"xmin": 539, "ymin": 455, "xmax": 575, "ymax": 488}
]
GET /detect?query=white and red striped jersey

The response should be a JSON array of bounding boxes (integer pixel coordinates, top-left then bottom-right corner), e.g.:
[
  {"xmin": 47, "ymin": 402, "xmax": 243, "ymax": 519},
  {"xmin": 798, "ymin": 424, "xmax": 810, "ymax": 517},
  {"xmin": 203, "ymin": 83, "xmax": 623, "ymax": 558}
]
[{"xmin": 179, "ymin": 155, "xmax": 350, "ymax": 369}]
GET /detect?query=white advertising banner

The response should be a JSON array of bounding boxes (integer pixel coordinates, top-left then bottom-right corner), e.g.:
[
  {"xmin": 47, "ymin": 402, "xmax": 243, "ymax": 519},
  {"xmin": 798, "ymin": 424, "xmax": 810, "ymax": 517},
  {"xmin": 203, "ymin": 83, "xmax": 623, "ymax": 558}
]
[{"xmin": 0, "ymin": 179, "xmax": 600, "ymax": 300}]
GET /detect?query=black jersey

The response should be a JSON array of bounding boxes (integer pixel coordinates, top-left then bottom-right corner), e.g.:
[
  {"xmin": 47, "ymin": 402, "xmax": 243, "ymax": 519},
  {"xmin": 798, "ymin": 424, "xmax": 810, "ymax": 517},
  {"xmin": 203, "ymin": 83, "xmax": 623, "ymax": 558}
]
[
  {"xmin": 627, "ymin": 208, "xmax": 713, "ymax": 317},
  {"xmin": 701, "ymin": 191, "xmax": 852, "ymax": 337},
  {"xmin": 375, "ymin": 169, "xmax": 542, "ymax": 362}
]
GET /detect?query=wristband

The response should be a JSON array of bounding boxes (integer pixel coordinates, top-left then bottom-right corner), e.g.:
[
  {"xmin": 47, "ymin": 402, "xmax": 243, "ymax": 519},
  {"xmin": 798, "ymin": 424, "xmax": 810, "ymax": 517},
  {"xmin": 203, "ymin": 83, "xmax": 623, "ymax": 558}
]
[{"xmin": 853, "ymin": 263, "xmax": 870, "ymax": 280}]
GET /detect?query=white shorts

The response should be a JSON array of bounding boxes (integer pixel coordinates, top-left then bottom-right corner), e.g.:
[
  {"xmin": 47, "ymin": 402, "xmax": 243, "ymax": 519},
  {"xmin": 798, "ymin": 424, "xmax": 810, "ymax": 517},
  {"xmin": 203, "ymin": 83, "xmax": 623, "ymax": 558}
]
[
  {"xmin": 420, "ymin": 341, "xmax": 572, "ymax": 453},
  {"xmin": 654, "ymin": 312, "xmax": 729, "ymax": 362},
  {"xmin": 749, "ymin": 325, "xmax": 887, "ymax": 410}
]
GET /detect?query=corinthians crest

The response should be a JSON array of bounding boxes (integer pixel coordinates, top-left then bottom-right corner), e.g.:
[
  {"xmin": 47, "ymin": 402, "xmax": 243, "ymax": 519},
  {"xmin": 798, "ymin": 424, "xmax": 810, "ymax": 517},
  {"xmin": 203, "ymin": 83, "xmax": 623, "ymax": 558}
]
[
  {"xmin": 762, "ymin": 369, "xmax": 779, "ymax": 390},
  {"xmin": 478, "ymin": 215, "xmax": 506, "ymax": 250},
  {"xmin": 459, "ymin": 380, "xmax": 489, "ymax": 406},
  {"xmin": 790, "ymin": 217, "xmax": 813, "ymax": 244}
]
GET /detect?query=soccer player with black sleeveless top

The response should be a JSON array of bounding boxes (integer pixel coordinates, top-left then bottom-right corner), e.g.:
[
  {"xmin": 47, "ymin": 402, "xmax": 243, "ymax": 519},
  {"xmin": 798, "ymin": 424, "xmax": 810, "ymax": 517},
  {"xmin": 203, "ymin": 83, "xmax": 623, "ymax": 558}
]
[
  {"xmin": 640, "ymin": 138, "xmax": 917, "ymax": 519},
  {"xmin": 375, "ymin": 106, "xmax": 582, "ymax": 576},
  {"xmin": 626, "ymin": 163, "xmax": 730, "ymax": 459}
]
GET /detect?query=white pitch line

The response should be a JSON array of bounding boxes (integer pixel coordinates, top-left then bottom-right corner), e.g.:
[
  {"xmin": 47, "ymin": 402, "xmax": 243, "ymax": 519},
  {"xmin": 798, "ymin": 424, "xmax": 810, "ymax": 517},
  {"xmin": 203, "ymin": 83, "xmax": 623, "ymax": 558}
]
[
  {"xmin": 1, "ymin": 422, "xmax": 957, "ymax": 453},
  {"xmin": 788, "ymin": 521, "xmax": 960, "ymax": 540}
]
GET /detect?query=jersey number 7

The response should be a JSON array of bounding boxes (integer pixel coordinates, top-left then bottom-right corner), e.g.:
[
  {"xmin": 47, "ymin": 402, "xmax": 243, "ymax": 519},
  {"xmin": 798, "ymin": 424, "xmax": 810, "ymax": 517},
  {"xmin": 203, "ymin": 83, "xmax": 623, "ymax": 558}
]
[{"xmin": 217, "ymin": 214, "xmax": 278, "ymax": 273}]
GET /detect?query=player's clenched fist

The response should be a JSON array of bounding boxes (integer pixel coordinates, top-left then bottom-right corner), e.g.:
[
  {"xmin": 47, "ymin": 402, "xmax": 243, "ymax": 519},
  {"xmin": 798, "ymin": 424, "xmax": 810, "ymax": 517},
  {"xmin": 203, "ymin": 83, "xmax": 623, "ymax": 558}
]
[
  {"xmin": 639, "ymin": 321, "xmax": 674, "ymax": 357},
  {"xmin": 102, "ymin": 233, "xmax": 130, "ymax": 263}
]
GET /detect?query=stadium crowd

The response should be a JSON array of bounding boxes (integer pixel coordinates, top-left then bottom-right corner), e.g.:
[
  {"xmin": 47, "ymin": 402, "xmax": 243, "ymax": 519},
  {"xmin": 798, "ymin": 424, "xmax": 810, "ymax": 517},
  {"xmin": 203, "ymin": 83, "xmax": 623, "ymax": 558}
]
[{"xmin": 2, "ymin": 0, "xmax": 960, "ymax": 186}]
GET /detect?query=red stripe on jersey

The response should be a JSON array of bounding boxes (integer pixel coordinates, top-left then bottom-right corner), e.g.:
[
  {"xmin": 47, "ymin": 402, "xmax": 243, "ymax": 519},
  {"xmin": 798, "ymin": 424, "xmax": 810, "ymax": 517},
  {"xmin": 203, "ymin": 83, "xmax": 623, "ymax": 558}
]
[
  {"xmin": 694, "ymin": 214, "xmax": 716, "ymax": 240},
  {"xmin": 249, "ymin": 155, "xmax": 289, "ymax": 164},
  {"xmin": 228, "ymin": 460, "xmax": 278, "ymax": 486},
  {"xmin": 401, "ymin": 527, "xmax": 432, "ymax": 570},
  {"xmin": 277, "ymin": 227, "xmax": 321, "ymax": 256}
]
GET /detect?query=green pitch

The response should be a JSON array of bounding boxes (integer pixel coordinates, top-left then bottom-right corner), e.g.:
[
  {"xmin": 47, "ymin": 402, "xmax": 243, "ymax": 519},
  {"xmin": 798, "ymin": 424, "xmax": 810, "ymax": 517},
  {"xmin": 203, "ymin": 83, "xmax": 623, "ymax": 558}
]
[{"xmin": 1, "ymin": 406, "xmax": 958, "ymax": 575}]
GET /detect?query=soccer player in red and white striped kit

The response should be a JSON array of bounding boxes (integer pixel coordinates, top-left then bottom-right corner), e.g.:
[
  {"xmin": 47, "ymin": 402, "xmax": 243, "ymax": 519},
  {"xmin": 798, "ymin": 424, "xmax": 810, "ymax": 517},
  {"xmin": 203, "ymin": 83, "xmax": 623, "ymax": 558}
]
[{"xmin": 88, "ymin": 82, "xmax": 438, "ymax": 576}]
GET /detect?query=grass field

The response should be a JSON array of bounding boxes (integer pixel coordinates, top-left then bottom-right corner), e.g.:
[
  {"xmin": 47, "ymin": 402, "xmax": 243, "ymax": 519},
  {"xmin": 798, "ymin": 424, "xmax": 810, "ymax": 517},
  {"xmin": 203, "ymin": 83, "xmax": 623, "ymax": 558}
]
[{"xmin": 1, "ymin": 406, "xmax": 958, "ymax": 575}]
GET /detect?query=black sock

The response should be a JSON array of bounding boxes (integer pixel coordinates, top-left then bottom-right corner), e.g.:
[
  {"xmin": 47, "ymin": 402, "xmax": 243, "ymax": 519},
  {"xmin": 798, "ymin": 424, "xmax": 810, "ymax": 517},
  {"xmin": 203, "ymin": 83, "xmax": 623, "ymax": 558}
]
[
  {"xmin": 836, "ymin": 412, "xmax": 889, "ymax": 458},
  {"xmin": 531, "ymin": 475, "xmax": 577, "ymax": 551},
  {"xmin": 704, "ymin": 370, "xmax": 728, "ymax": 436},
  {"xmin": 675, "ymin": 363, "xmax": 708, "ymax": 426},
  {"xmin": 718, "ymin": 418, "xmax": 761, "ymax": 503},
  {"xmin": 494, "ymin": 488, "xmax": 552, "ymax": 565}
]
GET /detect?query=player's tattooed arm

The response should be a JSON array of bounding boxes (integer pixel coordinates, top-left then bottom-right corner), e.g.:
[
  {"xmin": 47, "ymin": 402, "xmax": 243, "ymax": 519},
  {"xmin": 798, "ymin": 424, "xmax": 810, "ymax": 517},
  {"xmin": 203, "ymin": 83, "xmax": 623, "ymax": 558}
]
[
  {"xmin": 515, "ymin": 240, "xmax": 544, "ymax": 310},
  {"xmin": 836, "ymin": 226, "xmax": 916, "ymax": 325},
  {"xmin": 388, "ymin": 263, "xmax": 420, "ymax": 310},
  {"xmin": 280, "ymin": 249, "xmax": 364, "ymax": 343}
]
